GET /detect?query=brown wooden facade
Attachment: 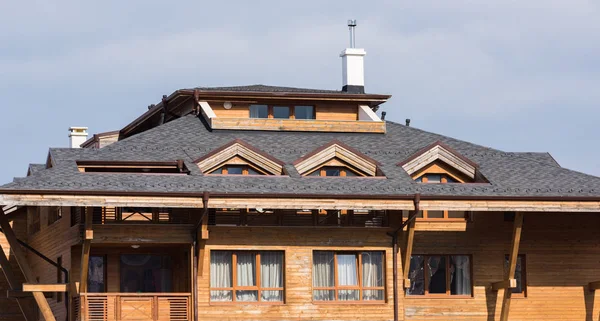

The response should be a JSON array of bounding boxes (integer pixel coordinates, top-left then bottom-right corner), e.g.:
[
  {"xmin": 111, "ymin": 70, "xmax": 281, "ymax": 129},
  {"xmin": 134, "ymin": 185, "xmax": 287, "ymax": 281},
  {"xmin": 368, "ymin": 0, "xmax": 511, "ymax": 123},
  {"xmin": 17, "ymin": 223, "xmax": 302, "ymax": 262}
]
[{"xmin": 2, "ymin": 205, "xmax": 600, "ymax": 321}]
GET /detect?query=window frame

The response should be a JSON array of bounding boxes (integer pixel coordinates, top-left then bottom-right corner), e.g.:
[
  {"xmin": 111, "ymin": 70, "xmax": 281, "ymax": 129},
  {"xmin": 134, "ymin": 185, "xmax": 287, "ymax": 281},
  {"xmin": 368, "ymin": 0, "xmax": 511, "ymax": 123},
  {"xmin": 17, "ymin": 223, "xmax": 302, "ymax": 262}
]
[
  {"xmin": 505, "ymin": 254, "xmax": 527, "ymax": 298},
  {"xmin": 249, "ymin": 104, "xmax": 316, "ymax": 120},
  {"xmin": 307, "ymin": 166, "xmax": 366, "ymax": 177},
  {"xmin": 406, "ymin": 254, "xmax": 473, "ymax": 298},
  {"xmin": 312, "ymin": 251, "xmax": 386, "ymax": 304},
  {"xmin": 209, "ymin": 250, "xmax": 285, "ymax": 304},
  {"xmin": 208, "ymin": 164, "xmax": 267, "ymax": 176}
]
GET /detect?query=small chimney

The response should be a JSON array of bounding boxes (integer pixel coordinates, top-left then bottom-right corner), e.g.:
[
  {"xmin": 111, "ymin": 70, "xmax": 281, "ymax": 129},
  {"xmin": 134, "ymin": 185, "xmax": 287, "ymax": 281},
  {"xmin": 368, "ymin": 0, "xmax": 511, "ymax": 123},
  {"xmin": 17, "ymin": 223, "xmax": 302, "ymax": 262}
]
[
  {"xmin": 341, "ymin": 20, "xmax": 366, "ymax": 94},
  {"xmin": 69, "ymin": 127, "xmax": 88, "ymax": 148},
  {"xmin": 405, "ymin": 119, "xmax": 411, "ymax": 127}
]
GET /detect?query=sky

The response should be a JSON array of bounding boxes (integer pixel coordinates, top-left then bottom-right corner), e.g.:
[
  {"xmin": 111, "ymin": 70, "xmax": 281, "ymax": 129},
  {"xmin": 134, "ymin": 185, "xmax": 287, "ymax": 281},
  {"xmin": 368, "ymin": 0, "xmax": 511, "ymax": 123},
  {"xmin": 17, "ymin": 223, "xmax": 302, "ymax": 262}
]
[{"xmin": 0, "ymin": 1, "xmax": 599, "ymax": 184}]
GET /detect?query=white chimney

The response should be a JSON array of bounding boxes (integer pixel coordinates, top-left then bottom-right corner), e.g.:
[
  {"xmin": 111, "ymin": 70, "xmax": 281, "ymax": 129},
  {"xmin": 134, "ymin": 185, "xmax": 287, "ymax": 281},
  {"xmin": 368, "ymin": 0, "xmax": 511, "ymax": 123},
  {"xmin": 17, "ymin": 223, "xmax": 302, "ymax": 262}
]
[
  {"xmin": 69, "ymin": 127, "xmax": 88, "ymax": 148},
  {"xmin": 340, "ymin": 20, "xmax": 366, "ymax": 94}
]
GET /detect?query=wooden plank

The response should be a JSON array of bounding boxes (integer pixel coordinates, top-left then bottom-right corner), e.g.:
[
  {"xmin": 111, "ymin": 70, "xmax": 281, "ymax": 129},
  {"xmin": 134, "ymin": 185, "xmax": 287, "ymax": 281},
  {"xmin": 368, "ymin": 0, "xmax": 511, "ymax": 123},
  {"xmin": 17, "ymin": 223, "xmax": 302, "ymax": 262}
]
[
  {"xmin": 492, "ymin": 279, "xmax": 517, "ymax": 291},
  {"xmin": 499, "ymin": 212, "xmax": 524, "ymax": 321},
  {"xmin": 0, "ymin": 209, "xmax": 56, "ymax": 321},
  {"xmin": 22, "ymin": 283, "xmax": 68, "ymax": 292},
  {"xmin": 198, "ymin": 214, "xmax": 209, "ymax": 277},
  {"xmin": 79, "ymin": 207, "xmax": 93, "ymax": 294},
  {"xmin": 402, "ymin": 215, "xmax": 417, "ymax": 288},
  {"xmin": 210, "ymin": 118, "xmax": 386, "ymax": 133}
]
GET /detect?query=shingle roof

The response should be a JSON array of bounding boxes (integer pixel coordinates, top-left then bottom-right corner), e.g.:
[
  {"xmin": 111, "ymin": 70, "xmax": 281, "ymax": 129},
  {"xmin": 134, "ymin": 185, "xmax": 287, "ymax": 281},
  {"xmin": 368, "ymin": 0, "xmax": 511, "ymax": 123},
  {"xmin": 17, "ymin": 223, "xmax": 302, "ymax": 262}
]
[{"xmin": 2, "ymin": 114, "xmax": 599, "ymax": 198}]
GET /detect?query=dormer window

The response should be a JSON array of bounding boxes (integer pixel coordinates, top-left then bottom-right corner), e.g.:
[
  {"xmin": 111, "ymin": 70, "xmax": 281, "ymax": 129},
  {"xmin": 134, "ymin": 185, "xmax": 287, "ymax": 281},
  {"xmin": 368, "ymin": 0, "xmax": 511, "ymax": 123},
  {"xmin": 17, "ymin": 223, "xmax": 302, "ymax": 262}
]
[
  {"xmin": 195, "ymin": 139, "xmax": 285, "ymax": 176},
  {"xmin": 273, "ymin": 106, "xmax": 290, "ymax": 119},
  {"xmin": 295, "ymin": 140, "xmax": 382, "ymax": 178},
  {"xmin": 399, "ymin": 141, "xmax": 486, "ymax": 184},
  {"xmin": 209, "ymin": 165, "xmax": 263, "ymax": 176},
  {"xmin": 76, "ymin": 160, "xmax": 190, "ymax": 175},
  {"xmin": 307, "ymin": 166, "xmax": 359, "ymax": 177}
]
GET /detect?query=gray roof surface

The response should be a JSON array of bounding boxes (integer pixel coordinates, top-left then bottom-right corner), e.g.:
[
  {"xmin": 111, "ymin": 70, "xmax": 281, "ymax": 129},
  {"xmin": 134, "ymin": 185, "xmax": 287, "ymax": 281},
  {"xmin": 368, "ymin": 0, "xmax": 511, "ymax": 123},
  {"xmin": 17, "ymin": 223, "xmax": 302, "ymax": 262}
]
[{"xmin": 2, "ymin": 114, "xmax": 599, "ymax": 198}]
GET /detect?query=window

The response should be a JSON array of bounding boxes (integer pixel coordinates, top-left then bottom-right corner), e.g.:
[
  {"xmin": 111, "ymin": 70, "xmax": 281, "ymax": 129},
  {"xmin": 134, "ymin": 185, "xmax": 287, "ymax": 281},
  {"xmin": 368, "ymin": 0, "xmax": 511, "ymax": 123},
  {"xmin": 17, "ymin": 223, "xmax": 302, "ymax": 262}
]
[
  {"xmin": 87, "ymin": 256, "xmax": 106, "ymax": 293},
  {"xmin": 308, "ymin": 166, "xmax": 360, "ymax": 177},
  {"xmin": 250, "ymin": 105, "xmax": 269, "ymax": 119},
  {"xmin": 295, "ymin": 106, "xmax": 315, "ymax": 119},
  {"xmin": 272, "ymin": 106, "xmax": 290, "ymax": 119},
  {"xmin": 312, "ymin": 251, "xmax": 385, "ymax": 302},
  {"xmin": 48, "ymin": 207, "xmax": 62, "ymax": 225},
  {"xmin": 56, "ymin": 256, "xmax": 63, "ymax": 302},
  {"xmin": 415, "ymin": 173, "xmax": 458, "ymax": 183},
  {"xmin": 209, "ymin": 165, "xmax": 263, "ymax": 175},
  {"xmin": 120, "ymin": 255, "xmax": 172, "ymax": 293},
  {"xmin": 504, "ymin": 254, "xmax": 526, "ymax": 297},
  {"xmin": 210, "ymin": 251, "xmax": 284, "ymax": 303},
  {"xmin": 406, "ymin": 255, "xmax": 472, "ymax": 296}
]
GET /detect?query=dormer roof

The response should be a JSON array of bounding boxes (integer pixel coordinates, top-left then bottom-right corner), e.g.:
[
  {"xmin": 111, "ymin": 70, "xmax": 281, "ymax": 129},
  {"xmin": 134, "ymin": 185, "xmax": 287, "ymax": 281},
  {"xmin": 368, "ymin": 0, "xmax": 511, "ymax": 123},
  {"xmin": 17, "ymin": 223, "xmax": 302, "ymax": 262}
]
[{"xmin": 399, "ymin": 141, "xmax": 478, "ymax": 180}]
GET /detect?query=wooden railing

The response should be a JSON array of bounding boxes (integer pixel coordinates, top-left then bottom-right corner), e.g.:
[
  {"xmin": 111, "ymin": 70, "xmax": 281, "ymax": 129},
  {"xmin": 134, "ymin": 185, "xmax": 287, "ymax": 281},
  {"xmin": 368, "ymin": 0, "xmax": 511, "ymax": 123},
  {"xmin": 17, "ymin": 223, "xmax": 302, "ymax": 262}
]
[{"xmin": 79, "ymin": 293, "xmax": 191, "ymax": 321}]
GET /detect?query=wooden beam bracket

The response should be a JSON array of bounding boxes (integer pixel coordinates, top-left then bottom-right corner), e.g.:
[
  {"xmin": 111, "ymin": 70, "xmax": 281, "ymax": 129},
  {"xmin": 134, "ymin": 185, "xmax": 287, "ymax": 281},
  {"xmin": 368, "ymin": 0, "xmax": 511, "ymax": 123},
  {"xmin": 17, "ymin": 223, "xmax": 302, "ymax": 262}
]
[
  {"xmin": 588, "ymin": 281, "xmax": 600, "ymax": 292},
  {"xmin": 492, "ymin": 279, "xmax": 517, "ymax": 291},
  {"xmin": 22, "ymin": 283, "xmax": 68, "ymax": 292}
]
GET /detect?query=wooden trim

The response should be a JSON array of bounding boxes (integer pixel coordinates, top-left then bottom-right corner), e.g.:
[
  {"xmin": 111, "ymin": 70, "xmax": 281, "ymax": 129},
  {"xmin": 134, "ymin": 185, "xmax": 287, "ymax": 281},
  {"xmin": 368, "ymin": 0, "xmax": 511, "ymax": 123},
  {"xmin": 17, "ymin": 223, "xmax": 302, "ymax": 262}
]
[
  {"xmin": 209, "ymin": 250, "xmax": 285, "ymax": 303},
  {"xmin": 0, "ymin": 209, "xmax": 56, "ymax": 321},
  {"xmin": 402, "ymin": 218, "xmax": 416, "ymax": 289},
  {"xmin": 195, "ymin": 139, "xmax": 285, "ymax": 175},
  {"xmin": 588, "ymin": 281, "xmax": 600, "ymax": 291},
  {"xmin": 22, "ymin": 284, "xmax": 68, "ymax": 292},
  {"xmin": 311, "ymin": 251, "xmax": 385, "ymax": 303},
  {"xmin": 492, "ymin": 279, "xmax": 517, "ymax": 291},
  {"xmin": 499, "ymin": 212, "xmax": 524, "ymax": 321}
]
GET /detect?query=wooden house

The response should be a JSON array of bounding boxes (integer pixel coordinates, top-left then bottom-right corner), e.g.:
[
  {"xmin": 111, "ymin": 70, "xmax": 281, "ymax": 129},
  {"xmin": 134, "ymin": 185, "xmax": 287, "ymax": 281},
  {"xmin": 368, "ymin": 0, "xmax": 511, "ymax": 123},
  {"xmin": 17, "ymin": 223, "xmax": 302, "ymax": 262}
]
[{"xmin": 2, "ymin": 37, "xmax": 600, "ymax": 321}]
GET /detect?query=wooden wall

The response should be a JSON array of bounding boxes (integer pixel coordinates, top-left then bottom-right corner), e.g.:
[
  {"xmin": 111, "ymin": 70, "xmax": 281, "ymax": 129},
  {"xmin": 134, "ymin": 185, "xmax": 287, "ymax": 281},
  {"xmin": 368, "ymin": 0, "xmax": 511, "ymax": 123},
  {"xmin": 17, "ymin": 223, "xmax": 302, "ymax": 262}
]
[
  {"xmin": 25, "ymin": 207, "xmax": 80, "ymax": 321},
  {"xmin": 208, "ymin": 101, "xmax": 359, "ymax": 121},
  {"xmin": 0, "ymin": 214, "xmax": 29, "ymax": 321},
  {"xmin": 404, "ymin": 211, "xmax": 600, "ymax": 321},
  {"xmin": 198, "ymin": 226, "xmax": 396, "ymax": 320}
]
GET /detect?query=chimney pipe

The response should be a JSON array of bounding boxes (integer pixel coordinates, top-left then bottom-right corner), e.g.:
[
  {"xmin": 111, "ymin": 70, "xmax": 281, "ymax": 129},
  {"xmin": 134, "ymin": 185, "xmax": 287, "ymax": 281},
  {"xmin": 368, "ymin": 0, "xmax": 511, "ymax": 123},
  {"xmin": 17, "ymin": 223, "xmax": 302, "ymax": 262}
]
[
  {"xmin": 405, "ymin": 119, "xmax": 411, "ymax": 127},
  {"xmin": 341, "ymin": 19, "xmax": 366, "ymax": 94},
  {"xmin": 69, "ymin": 127, "xmax": 88, "ymax": 148},
  {"xmin": 381, "ymin": 111, "xmax": 387, "ymax": 120}
]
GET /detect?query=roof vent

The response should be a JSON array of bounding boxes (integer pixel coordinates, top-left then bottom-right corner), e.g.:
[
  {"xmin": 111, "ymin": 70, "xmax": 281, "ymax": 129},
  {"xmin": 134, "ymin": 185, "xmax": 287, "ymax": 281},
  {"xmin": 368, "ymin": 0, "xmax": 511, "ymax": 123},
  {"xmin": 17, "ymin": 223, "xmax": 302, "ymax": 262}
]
[
  {"xmin": 341, "ymin": 19, "xmax": 366, "ymax": 94},
  {"xmin": 69, "ymin": 127, "xmax": 88, "ymax": 148}
]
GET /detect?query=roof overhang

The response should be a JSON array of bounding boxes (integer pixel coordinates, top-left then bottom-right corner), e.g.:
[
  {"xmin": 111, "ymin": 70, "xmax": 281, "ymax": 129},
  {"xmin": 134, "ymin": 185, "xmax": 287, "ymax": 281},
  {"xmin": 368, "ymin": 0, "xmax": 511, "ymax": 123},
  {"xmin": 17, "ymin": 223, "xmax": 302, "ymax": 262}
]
[{"xmin": 1, "ymin": 191, "xmax": 600, "ymax": 212}]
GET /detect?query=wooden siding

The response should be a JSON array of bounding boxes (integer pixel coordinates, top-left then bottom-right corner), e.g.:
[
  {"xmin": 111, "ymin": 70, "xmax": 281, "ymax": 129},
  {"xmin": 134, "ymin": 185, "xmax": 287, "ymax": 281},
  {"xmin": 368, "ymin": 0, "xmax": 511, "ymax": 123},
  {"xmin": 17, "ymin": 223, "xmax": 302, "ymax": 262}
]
[
  {"xmin": 26, "ymin": 206, "xmax": 80, "ymax": 321},
  {"xmin": 91, "ymin": 224, "xmax": 194, "ymax": 244},
  {"xmin": 0, "ymin": 215, "xmax": 29, "ymax": 321},
  {"xmin": 210, "ymin": 118, "xmax": 386, "ymax": 133},
  {"xmin": 198, "ymin": 226, "xmax": 397, "ymax": 320}
]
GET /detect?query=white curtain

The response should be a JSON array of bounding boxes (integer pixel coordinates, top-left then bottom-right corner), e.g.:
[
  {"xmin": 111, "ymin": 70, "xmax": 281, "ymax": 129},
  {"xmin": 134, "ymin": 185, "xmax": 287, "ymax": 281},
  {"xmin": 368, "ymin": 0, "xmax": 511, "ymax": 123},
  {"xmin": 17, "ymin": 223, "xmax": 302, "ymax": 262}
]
[
  {"xmin": 337, "ymin": 254, "xmax": 359, "ymax": 301},
  {"xmin": 312, "ymin": 252, "xmax": 335, "ymax": 301},
  {"xmin": 451, "ymin": 256, "xmax": 471, "ymax": 295},
  {"xmin": 260, "ymin": 252, "xmax": 283, "ymax": 301},
  {"xmin": 210, "ymin": 251, "xmax": 232, "ymax": 302},
  {"xmin": 362, "ymin": 252, "xmax": 384, "ymax": 300},
  {"xmin": 236, "ymin": 253, "xmax": 258, "ymax": 301}
]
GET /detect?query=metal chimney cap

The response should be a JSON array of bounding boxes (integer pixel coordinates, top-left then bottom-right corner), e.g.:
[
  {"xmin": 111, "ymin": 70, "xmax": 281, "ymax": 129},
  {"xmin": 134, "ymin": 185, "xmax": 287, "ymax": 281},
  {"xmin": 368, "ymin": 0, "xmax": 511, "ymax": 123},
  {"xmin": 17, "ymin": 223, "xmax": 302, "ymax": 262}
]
[{"xmin": 347, "ymin": 19, "xmax": 357, "ymax": 27}]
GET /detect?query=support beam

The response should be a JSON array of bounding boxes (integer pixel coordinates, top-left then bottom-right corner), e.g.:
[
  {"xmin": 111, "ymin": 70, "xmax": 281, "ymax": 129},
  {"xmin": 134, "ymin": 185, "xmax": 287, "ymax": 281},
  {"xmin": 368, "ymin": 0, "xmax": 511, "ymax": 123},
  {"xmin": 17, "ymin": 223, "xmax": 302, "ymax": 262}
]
[
  {"xmin": 79, "ymin": 207, "xmax": 93, "ymax": 294},
  {"xmin": 588, "ymin": 281, "xmax": 600, "ymax": 291},
  {"xmin": 0, "ymin": 246, "xmax": 36, "ymax": 321},
  {"xmin": 402, "ymin": 214, "xmax": 417, "ymax": 289},
  {"xmin": 197, "ymin": 213, "xmax": 209, "ymax": 276},
  {"xmin": 492, "ymin": 279, "xmax": 517, "ymax": 291},
  {"xmin": 22, "ymin": 283, "xmax": 68, "ymax": 292},
  {"xmin": 0, "ymin": 208, "xmax": 56, "ymax": 321},
  {"xmin": 499, "ymin": 212, "xmax": 524, "ymax": 321}
]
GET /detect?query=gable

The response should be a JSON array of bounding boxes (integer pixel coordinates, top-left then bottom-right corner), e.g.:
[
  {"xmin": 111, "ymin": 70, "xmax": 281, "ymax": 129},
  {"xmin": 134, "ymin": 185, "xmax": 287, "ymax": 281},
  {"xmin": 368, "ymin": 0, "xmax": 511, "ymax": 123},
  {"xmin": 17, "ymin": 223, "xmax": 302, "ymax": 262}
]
[
  {"xmin": 195, "ymin": 139, "xmax": 285, "ymax": 175},
  {"xmin": 400, "ymin": 141, "xmax": 478, "ymax": 181},
  {"xmin": 294, "ymin": 140, "xmax": 379, "ymax": 176}
]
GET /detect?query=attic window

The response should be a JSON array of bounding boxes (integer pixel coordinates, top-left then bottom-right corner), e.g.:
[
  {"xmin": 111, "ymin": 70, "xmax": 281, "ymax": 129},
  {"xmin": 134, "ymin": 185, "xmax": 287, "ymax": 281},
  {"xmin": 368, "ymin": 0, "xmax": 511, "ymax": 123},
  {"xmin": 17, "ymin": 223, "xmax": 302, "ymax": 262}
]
[
  {"xmin": 77, "ymin": 160, "xmax": 190, "ymax": 175},
  {"xmin": 399, "ymin": 142, "xmax": 484, "ymax": 183},
  {"xmin": 295, "ymin": 141, "xmax": 381, "ymax": 177},
  {"xmin": 195, "ymin": 140, "xmax": 285, "ymax": 176}
]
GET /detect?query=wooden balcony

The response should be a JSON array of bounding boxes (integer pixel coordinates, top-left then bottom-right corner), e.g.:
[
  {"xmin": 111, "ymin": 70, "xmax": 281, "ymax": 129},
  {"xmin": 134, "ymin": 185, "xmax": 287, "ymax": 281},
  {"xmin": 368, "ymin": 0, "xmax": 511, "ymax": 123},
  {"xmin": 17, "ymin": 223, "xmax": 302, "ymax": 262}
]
[{"xmin": 79, "ymin": 293, "xmax": 191, "ymax": 321}]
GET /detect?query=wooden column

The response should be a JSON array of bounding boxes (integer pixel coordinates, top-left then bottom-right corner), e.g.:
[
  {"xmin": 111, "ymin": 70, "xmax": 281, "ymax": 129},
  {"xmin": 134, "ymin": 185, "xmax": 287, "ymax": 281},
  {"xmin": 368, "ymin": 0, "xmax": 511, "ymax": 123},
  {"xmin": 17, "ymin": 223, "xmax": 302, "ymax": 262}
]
[
  {"xmin": 197, "ymin": 213, "xmax": 209, "ymax": 277},
  {"xmin": 0, "ymin": 208, "xmax": 56, "ymax": 321},
  {"xmin": 499, "ymin": 212, "xmax": 524, "ymax": 321},
  {"xmin": 79, "ymin": 207, "xmax": 93, "ymax": 294},
  {"xmin": 402, "ymin": 216, "xmax": 416, "ymax": 288}
]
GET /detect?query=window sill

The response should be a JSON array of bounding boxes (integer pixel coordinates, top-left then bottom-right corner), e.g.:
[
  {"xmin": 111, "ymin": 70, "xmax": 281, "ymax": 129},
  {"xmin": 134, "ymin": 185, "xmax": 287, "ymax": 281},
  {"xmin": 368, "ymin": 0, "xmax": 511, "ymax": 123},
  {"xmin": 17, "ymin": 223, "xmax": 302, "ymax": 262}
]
[
  {"xmin": 312, "ymin": 300, "xmax": 387, "ymax": 305},
  {"xmin": 404, "ymin": 295, "xmax": 474, "ymax": 299}
]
